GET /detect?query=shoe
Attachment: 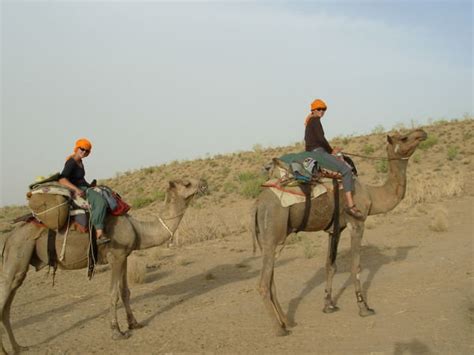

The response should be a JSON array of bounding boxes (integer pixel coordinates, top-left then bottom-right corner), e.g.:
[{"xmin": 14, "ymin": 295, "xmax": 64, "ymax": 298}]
[
  {"xmin": 97, "ymin": 236, "xmax": 111, "ymax": 245},
  {"xmin": 345, "ymin": 205, "xmax": 364, "ymax": 220}
]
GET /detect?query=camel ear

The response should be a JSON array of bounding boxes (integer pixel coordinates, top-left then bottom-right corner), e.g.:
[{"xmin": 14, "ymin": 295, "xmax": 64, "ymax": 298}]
[{"xmin": 387, "ymin": 135, "xmax": 393, "ymax": 145}]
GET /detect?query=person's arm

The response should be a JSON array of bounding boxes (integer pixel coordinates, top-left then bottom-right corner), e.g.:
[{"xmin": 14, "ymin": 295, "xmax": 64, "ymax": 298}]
[
  {"xmin": 59, "ymin": 159, "xmax": 85, "ymax": 197},
  {"xmin": 312, "ymin": 119, "xmax": 333, "ymax": 153},
  {"xmin": 58, "ymin": 177, "xmax": 84, "ymax": 197}
]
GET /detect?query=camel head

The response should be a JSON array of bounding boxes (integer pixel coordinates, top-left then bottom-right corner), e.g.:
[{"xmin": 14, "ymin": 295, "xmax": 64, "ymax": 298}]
[
  {"xmin": 386, "ymin": 129, "xmax": 427, "ymax": 159},
  {"xmin": 165, "ymin": 178, "xmax": 208, "ymax": 205}
]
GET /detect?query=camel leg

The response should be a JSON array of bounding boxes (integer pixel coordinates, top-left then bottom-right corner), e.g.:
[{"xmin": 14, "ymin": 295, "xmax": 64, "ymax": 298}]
[
  {"xmin": 119, "ymin": 259, "xmax": 142, "ymax": 330},
  {"xmin": 323, "ymin": 233, "xmax": 340, "ymax": 313},
  {"xmin": 0, "ymin": 234, "xmax": 35, "ymax": 354},
  {"xmin": 270, "ymin": 273, "xmax": 296, "ymax": 328},
  {"xmin": 108, "ymin": 255, "xmax": 131, "ymax": 340},
  {"xmin": 350, "ymin": 222, "xmax": 375, "ymax": 317},
  {"xmin": 258, "ymin": 245, "xmax": 289, "ymax": 336}
]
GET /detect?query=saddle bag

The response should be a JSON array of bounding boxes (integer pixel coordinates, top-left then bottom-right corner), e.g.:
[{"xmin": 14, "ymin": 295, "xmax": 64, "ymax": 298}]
[{"xmin": 27, "ymin": 183, "xmax": 71, "ymax": 230}]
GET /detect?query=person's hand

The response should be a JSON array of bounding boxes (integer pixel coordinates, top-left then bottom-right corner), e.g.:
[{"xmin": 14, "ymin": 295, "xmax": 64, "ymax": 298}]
[
  {"xmin": 74, "ymin": 189, "xmax": 85, "ymax": 198},
  {"xmin": 332, "ymin": 147, "xmax": 342, "ymax": 155}
]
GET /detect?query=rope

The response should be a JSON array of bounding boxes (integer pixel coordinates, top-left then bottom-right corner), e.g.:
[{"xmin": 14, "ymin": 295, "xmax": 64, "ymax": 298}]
[
  {"xmin": 343, "ymin": 152, "xmax": 409, "ymax": 161},
  {"xmin": 30, "ymin": 200, "xmax": 69, "ymax": 217},
  {"xmin": 158, "ymin": 216, "xmax": 174, "ymax": 238}
]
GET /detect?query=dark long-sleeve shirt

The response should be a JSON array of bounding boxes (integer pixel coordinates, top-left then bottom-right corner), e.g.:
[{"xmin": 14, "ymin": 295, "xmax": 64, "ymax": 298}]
[
  {"xmin": 304, "ymin": 116, "xmax": 333, "ymax": 153},
  {"xmin": 60, "ymin": 158, "xmax": 89, "ymax": 188}
]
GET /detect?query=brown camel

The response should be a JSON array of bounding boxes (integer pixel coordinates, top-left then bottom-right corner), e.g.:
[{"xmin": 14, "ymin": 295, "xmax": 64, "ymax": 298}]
[
  {"xmin": 253, "ymin": 129, "xmax": 427, "ymax": 336},
  {"xmin": 0, "ymin": 178, "xmax": 207, "ymax": 354}
]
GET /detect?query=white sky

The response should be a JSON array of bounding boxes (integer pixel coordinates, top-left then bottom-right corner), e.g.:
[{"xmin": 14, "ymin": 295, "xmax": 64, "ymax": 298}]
[{"xmin": 1, "ymin": 0, "xmax": 472, "ymax": 206}]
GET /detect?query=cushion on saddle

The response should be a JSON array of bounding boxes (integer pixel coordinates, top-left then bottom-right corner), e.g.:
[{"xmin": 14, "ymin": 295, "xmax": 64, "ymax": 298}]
[{"xmin": 262, "ymin": 178, "xmax": 330, "ymax": 207}]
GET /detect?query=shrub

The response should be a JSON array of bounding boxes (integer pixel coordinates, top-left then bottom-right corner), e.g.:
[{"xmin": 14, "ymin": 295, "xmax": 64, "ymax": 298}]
[
  {"xmin": 152, "ymin": 190, "xmax": 166, "ymax": 201},
  {"xmin": 132, "ymin": 196, "xmax": 154, "ymax": 209},
  {"xmin": 363, "ymin": 144, "xmax": 375, "ymax": 155},
  {"xmin": 240, "ymin": 177, "xmax": 266, "ymax": 198},
  {"xmin": 375, "ymin": 159, "xmax": 388, "ymax": 173},
  {"xmin": 412, "ymin": 153, "xmax": 421, "ymax": 164},
  {"xmin": 237, "ymin": 172, "xmax": 258, "ymax": 182},
  {"xmin": 127, "ymin": 257, "xmax": 147, "ymax": 284},
  {"xmin": 447, "ymin": 146, "xmax": 459, "ymax": 160},
  {"xmin": 371, "ymin": 125, "xmax": 385, "ymax": 134},
  {"xmin": 419, "ymin": 135, "xmax": 438, "ymax": 150}
]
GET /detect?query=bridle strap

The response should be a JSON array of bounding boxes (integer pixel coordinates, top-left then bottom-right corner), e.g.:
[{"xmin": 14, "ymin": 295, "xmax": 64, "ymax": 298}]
[
  {"xmin": 343, "ymin": 152, "xmax": 409, "ymax": 161},
  {"xmin": 158, "ymin": 216, "xmax": 174, "ymax": 238}
]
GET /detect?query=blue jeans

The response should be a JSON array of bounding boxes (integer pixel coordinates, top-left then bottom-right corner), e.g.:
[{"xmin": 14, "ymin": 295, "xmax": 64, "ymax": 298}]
[{"xmin": 312, "ymin": 148, "xmax": 354, "ymax": 192}]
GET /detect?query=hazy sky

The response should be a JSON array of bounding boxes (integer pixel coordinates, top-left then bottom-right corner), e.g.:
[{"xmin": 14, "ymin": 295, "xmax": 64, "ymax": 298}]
[{"xmin": 1, "ymin": 0, "xmax": 472, "ymax": 206}]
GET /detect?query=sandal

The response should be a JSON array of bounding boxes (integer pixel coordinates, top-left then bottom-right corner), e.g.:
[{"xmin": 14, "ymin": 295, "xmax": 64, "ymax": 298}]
[
  {"xmin": 345, "ymin": 205, "xmax": 364, "ymax": 220},
  {"xmin": 97, "ymin": 236, "xmax": 111, "ymax": 245}
]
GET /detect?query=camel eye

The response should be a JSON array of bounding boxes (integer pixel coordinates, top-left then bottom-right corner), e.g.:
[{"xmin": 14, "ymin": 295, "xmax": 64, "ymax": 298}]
[{"xmin": 401, "ymin": 137, "xmax": 408, "ymax": 142}]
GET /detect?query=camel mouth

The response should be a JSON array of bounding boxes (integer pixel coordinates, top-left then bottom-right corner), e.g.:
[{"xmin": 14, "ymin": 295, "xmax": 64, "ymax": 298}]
[{"xmin": 198, "ymin": 181, "xmax": 208, "ymax": 195}]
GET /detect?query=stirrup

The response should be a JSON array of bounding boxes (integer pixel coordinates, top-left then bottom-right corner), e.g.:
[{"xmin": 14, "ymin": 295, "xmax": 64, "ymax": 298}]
[{"xmin": 97, "ymin": 236, "xmax": 111, "ymax": 245}]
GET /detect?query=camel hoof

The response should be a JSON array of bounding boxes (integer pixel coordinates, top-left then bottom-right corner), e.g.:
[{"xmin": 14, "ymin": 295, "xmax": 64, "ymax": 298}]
[
  {"xmin": 12, "ymin": 345, "xmax": 29, "ymax": 354},
  {"xmin": 323, "ymin": 305, "xmax": 340, "ymax": 313},
  {"xmin": 112, "ymin": 330, "xmax": 131, "ymax": 340},
  {"xmin": 129, "ymin": 322, "xmax": 144, "ymax": 330},
  {"xmin": 286, "ymin": 320, "xmax": 298, "ymax": 328},
  {"xmin": 359, "ymin": 308, "xmax": 375, "ymax": 317},
  {"xmin": 276, "ymin": 327, "xmax": 290, "ymax": 337}
]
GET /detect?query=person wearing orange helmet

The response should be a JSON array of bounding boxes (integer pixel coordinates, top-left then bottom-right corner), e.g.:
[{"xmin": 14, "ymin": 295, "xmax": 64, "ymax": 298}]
[
  {"xmin": 305, "ymin": 99, "xmax": 364, "ymax": 220},
  {"xmin": 59, "ymin": 138, "xmax": 110, "ymax": 244}
]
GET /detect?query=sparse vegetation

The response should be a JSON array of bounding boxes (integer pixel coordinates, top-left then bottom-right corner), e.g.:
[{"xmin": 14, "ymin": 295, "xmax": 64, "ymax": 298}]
[
  {"xmin": 447, "ymin": 146, "xmax": 459, "ymax": 160},
  {"xmin": 419, "ymin": 135, "xmax": 438, "ymax": 150},
  {"xmin": 375, "ymin": 159, "xmax": 388, "ymax": 173},
  {"xmin": 363, "ymin": 144, "xmax": 375, "ymax": 155}
]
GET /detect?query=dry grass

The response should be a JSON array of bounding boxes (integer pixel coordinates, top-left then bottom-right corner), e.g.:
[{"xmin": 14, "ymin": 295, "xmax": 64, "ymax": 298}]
[
  {"xmin": 428, "ymin": 208, "xmax": 449, "ymax": 232},
  {"xmin": 1, "ymin": 118, "xmax": 473, "ymax": 247},
  {"xmin": 127, "ymin": 256, "xmax": 147, "ymax": 284}
]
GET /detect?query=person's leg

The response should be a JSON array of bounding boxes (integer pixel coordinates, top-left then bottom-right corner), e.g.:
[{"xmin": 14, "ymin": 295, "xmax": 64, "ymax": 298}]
[
  {"xmin": 86, "ymin": 189, "xmax": 108, "ymax": 239},
  {"xmin": 313, "ymin": 150, "xmax": 363, "ymax": 219}
]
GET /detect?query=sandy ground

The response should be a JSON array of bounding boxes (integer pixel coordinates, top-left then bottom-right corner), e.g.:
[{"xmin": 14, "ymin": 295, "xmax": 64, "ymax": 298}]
[{"xmin": 3, "ymin": 193, "xmax": 473, "ymax": 354}]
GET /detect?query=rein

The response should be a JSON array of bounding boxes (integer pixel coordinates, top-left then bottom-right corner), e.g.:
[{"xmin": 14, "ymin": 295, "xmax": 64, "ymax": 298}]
[{"xmin": 343, "ymin": 152, "xmax": 409, "ymax": 161}]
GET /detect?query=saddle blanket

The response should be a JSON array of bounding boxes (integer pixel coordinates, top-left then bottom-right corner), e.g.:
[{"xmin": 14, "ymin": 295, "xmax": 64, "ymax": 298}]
[{"xmin": 262, "ymin": 179, "xmax": 328, "ymax": 207}]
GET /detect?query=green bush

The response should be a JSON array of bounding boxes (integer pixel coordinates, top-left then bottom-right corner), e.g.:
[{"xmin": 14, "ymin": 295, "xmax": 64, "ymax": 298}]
[
  {"xmin": 447, "ymin": 146, "xmax": 459, "ymax": 161},
  {"xmin": 237, "ymin": 172, "xmax": 258, "ymax": 182},
  {"xmin": 239, "ymin": 176, "xmax": 266, "ymax": 198},
  {"xmin": 419, "ymin": 135, "xmax": 438, "ymax": 150},
  {"xmin": 375, "ymin": 159, "xmax": 388, "ymax": 173},
  {"xmin": 132, "ymin": 196, "xmax": 154, "ymax": 209}
]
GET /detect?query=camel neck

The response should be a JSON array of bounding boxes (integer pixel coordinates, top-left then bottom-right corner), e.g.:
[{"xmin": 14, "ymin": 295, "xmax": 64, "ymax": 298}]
[
  {"xmin": 367, "ymin": 155, "xmax": 408, "ymax": 216},
  {"xmin": 130, "ymin": 198, "xmax": 187, "ymax": 250}
]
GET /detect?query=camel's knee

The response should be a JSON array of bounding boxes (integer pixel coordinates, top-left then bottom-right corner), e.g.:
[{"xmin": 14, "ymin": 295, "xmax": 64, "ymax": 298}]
[
  {"xmin": 257, "ymin": 285, "xmax": 270, "ymax": 298},
  {"xmin": 11, "ymin": 272, "xmax": 27, "ymax": 290}
]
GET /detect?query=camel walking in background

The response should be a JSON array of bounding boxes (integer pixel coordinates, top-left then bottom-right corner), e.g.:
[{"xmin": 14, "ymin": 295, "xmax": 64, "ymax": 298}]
[
  {"xmin": 0, "ymin": 179, "xmax": 207, "ymax": 353},
  {"xmin": 253, "ymin": 129, "xmax": 427, "ymax": 336}
]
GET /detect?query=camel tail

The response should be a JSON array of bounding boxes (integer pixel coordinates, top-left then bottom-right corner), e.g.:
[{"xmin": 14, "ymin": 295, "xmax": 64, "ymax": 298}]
[{"xmin": 250, "ymin": 204, "xmax": 261, "ymax": 254}]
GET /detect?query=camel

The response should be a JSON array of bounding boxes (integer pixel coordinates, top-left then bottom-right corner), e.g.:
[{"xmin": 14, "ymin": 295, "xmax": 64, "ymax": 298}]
[
  {"xmin": 0, "ymin": 178, "xmax": 207, "ymax": 354},
  {"xmin": 253, "ymin": 129, "xmax": 427, "ymax": 336}
]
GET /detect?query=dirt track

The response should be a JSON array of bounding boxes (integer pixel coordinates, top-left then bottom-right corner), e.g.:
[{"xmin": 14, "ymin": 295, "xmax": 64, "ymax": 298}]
[{"xmin": 4, "ymin": 193, "xmax": 473, "ymax": 354}]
